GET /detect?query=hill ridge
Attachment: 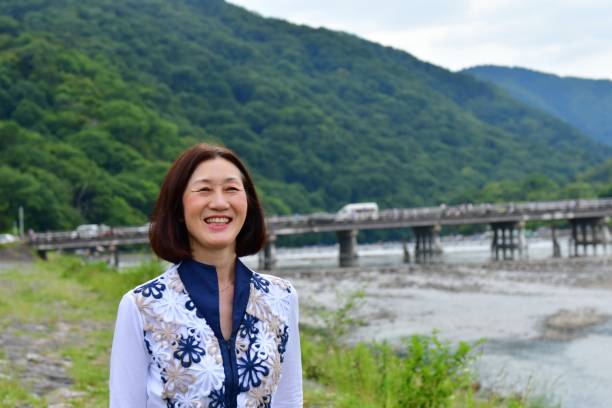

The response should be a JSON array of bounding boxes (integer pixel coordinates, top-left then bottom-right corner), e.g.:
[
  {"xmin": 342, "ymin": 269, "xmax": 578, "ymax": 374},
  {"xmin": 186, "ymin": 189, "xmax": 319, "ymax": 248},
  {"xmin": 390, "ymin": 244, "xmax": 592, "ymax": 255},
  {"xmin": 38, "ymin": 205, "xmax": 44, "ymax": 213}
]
[{"xmin": 463, "ymin": 65, "xmax": 612, "ymax": 146}]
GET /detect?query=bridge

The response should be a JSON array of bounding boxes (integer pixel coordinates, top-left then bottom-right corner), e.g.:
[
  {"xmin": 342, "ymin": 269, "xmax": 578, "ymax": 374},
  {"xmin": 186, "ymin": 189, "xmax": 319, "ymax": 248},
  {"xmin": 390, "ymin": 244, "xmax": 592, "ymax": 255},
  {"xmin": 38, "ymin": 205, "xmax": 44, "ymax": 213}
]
[{"xmin": 28, "ymin": 198, "xmax": 612, "ymax": 268}]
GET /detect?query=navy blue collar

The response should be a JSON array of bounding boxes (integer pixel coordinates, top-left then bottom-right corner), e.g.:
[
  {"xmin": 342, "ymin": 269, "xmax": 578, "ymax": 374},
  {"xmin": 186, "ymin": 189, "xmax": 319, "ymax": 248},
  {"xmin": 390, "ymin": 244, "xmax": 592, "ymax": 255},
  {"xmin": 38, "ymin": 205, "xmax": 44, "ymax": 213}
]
[{"xmin": 177, "ymin": 258, "xmax": 252, "ymax": 342}]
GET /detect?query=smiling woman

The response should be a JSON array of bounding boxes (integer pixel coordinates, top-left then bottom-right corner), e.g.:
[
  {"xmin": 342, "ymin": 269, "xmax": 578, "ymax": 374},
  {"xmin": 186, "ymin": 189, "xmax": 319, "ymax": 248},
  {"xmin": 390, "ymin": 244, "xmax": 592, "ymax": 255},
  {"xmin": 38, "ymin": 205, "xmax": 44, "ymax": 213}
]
[
  {"xmin": 182, "ymin": 159, "xmax": 249, "ymax": 263},
  {"xmin": 109, "ymin": 144, "xmax": 303, "ymax": 408}
]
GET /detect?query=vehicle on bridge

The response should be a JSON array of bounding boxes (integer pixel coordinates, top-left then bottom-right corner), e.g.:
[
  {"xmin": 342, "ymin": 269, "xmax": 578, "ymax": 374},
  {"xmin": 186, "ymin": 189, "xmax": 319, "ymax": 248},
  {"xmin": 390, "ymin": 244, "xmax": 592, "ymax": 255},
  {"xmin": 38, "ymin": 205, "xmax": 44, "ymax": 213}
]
[
  {"xmin": 335, "ymin": 202, "xmax": 379, "ymax": 221},
  {"xmin": 71, "ymin": 224, "xmax": 111, "ymax": 239}
]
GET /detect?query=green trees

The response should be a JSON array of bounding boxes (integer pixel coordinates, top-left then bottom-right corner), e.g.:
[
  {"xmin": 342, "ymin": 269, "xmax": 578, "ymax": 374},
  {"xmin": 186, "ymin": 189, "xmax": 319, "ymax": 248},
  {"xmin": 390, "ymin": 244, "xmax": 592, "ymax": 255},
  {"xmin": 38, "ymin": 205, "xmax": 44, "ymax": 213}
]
[
  {"xmin": 464, "ymin": 65, "xmax": 612, "ymax": 146},
  {"xmin": 0, "ymin": 0, "xmax": 609, "ymax": 232},
  {"xmin": 0, "ymin": 165, "xmax": 79, "ymax": 230}
]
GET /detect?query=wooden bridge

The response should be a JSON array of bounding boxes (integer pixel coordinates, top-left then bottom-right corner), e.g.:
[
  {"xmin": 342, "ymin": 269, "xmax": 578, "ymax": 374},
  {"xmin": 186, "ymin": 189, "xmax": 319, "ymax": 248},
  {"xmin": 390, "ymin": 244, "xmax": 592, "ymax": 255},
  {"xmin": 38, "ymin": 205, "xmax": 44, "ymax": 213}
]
[{"xmin": 28, "ymin": 198, "xmax": 612, "ymax": 268}]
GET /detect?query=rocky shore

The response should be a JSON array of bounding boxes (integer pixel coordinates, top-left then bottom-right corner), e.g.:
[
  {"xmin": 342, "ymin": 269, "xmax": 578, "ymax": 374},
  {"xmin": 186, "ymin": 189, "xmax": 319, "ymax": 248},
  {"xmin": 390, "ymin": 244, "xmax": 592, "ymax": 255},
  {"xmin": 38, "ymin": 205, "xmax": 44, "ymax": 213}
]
[{"xmin": 273, "ymin": 255, "xmax": 612, "ymax": 343}]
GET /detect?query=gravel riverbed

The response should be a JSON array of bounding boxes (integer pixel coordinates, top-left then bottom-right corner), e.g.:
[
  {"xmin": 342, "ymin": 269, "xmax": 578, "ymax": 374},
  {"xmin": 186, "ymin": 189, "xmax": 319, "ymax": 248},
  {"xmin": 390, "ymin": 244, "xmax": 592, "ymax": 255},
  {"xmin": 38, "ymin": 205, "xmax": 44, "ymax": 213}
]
[{"xmin": 272, "ymin": 256, "xmax": 612, "ymax": 407}]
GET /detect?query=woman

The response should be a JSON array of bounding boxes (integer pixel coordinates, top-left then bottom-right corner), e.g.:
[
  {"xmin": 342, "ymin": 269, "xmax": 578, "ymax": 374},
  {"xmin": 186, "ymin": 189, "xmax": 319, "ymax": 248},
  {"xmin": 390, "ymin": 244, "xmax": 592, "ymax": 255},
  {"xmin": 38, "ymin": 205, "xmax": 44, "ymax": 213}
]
[{"xmin": 110, "ymin": 144, "xmax": 303, "ymax": 407}]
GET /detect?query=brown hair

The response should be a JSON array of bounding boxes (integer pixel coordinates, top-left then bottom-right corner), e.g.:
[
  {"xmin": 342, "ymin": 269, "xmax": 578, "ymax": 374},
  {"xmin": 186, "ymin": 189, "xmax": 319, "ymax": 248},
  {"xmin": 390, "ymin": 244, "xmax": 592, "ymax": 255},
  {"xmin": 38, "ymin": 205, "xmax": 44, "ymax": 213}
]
[{"xmin": 149, "ymin": 143, "xmax": 267, "ymax": 263}]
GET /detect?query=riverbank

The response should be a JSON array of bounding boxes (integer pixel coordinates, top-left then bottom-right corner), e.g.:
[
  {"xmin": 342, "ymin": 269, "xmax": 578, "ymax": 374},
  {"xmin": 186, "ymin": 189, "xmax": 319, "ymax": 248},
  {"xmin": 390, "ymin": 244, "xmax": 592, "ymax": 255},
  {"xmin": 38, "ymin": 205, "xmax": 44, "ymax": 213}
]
[
  {"xmin": 271, "ymin": 255, "xmax": 612, "ymax": 407},
  {"xmin": 0, "ymin": 256, "xmax": 564, "ymax": 407}
]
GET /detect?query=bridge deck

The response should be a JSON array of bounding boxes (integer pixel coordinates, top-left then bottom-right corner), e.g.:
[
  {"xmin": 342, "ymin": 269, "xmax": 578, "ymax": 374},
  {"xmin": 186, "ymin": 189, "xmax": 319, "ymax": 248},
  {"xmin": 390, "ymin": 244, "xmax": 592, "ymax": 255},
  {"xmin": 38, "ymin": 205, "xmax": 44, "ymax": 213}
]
[{"xmin": 28, "ymin": 198, "xmax": 612, "ymax": 250}]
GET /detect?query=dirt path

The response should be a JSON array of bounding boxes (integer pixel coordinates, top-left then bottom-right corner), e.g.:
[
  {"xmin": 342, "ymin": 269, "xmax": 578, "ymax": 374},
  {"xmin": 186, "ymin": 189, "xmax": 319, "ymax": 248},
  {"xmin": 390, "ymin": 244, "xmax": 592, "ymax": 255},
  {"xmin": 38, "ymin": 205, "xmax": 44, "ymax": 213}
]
[
  {"xmin": 0, "ymin": 262, "xmax": 114, "ymax": 407},
  {"xmin": 1, "ymin": 321, "xmax": 83, "ymax": 406}
]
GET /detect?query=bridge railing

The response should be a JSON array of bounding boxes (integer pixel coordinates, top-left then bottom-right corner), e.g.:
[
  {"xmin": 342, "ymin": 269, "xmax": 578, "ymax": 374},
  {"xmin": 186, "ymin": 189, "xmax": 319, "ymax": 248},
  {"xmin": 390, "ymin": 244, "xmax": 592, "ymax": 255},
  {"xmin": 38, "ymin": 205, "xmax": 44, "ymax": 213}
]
[
  {"xmin": 27, "ymin": 198, "xmax": 612, "ymax": 244},
  {"xmin": 268, "ymin": 198, "xmax": 612, "ymax": 228},
  {"xmin": 28, "ymin": 224, "xmax": 149, "ymax": 245}
]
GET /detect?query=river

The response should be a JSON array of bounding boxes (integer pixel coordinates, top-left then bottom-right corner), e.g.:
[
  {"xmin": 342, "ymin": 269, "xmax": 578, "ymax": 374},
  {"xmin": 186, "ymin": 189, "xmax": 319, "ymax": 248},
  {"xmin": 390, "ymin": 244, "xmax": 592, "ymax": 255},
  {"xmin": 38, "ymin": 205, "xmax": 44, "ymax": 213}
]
[{"xmin": 237, "ymin": 237, "xmax": 612, "ymax": 408}]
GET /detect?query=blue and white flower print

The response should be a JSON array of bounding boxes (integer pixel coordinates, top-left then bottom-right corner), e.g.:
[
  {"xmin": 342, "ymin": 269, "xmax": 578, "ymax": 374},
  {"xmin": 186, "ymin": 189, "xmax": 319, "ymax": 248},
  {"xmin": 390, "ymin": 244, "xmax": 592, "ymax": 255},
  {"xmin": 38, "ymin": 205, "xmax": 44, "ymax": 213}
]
[
  {"xmin": 135, "ymin": 278, "xmax": 166, "ymax": 299},
  {"xmin": 238, "ymin": 314, "xmax": 260, "ymax": 340},
  {"xmin": 237, "ymin": 348, "xmax": 270, "ymax": 391},
  {"xmin": 208, "ymin": 387, "xmax": 225, "ymax": 408},
  {"xmin": 251, "ymin": 273, "xmax": 270, "ymax": 293},
  {"xmin": 174, "ymin": 334, "xmax": 206, "ymax": 368},
  {"xmin": 185, "ymin": 299, "xmax": 205, "ymax": 319}
]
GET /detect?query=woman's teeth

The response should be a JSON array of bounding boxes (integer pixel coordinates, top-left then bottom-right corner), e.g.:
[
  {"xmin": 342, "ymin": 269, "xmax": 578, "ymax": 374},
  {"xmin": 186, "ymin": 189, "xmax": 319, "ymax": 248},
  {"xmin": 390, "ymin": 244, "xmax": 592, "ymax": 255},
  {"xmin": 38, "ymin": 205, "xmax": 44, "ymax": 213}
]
[{"xmin": 205, "ymin": 217, "xmax": 230, "ymax": 224}]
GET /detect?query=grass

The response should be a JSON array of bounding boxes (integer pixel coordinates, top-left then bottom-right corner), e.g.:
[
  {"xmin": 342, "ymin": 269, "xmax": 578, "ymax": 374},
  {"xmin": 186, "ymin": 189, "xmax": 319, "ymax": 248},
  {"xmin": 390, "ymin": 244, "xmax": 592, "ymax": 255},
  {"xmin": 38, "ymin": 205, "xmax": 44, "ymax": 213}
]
[
  {"xmin": 302, "ymin": 331, "xmax": 474, "ymax": 407},
  {"xmin": 0, "ymin": 256, "xmax": 163, "ymax": 407},
  {"xmin": 0, "ymin": 256, "xmax": 559, "ymax": 407},
  {"xmin": 0, "ymin": 378, "xmax": 43, "ymax": 407}
]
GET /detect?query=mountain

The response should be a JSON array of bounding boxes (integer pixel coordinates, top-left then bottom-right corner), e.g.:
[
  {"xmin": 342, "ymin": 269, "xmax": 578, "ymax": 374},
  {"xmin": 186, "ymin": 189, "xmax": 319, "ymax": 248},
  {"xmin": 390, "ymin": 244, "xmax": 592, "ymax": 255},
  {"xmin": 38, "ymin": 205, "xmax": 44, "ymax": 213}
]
[
  {"xmin": 462, "ymin": 65, "xmax": 612, "ymax": 146},
  {"xmin": 0, "ymin": 0, "xmax": 609, "ymax": 231}
]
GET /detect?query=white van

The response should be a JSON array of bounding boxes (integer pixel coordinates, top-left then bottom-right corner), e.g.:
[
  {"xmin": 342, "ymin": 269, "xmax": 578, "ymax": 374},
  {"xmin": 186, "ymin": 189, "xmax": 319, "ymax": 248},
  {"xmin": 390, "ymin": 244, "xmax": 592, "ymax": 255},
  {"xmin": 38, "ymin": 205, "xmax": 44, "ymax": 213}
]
[
  {"xmin": 335, "ymin": 202, "xmax": 379, "ymax": 221},
  {"xmin": 72, "ymin": 224, "xmax": 111, "ymax": 239}
]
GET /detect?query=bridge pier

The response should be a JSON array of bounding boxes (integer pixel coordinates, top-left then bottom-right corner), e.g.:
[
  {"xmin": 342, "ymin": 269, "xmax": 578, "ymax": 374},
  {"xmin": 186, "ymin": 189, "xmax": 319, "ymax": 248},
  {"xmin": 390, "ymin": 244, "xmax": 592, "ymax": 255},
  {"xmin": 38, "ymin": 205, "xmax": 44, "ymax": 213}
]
[
  {"xmin": 491, "ymin": 221, "xmax": 525, "ymax": 261},
  {"xmin": 413, "ymin": 225, "xmax": 441, "ymax": 263},
  {"xmin": 259, "ymin": 234, "xmax": 277, "ymax": 270},
  {"xmin": 109, "ymin": 245, "xmax": 119, "ymax": 268},
  {"xmin": 551, "ymin": 226, "xmax": 561, "ymax": 258},
  {"xmin": 337, "ymin": 229, "xmax": 359, "ymax": 267},
  {"xmin": 569, "ymin": 217, "xmax": 609, "ymax": 257},
  {"xmin": 402, "ymin": 239, "xmax": 411, "ymax": 263}
]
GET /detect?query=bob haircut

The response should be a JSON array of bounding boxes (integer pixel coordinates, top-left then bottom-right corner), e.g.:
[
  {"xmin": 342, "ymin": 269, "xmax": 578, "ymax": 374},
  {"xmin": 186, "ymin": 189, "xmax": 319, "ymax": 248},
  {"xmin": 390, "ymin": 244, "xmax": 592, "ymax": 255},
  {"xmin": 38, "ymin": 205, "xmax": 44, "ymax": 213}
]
[{"xmin": 149, "ymin": 143, "xmax": 267, "ymax": 264}]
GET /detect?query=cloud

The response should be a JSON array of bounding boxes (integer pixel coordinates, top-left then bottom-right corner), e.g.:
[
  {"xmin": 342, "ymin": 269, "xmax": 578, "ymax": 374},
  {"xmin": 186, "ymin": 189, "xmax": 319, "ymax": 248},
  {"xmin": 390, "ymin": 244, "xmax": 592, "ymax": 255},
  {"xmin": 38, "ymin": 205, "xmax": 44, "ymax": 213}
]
[{"xmin": 230, "ymin": 0, "xmax": 612, "ymax": 79}]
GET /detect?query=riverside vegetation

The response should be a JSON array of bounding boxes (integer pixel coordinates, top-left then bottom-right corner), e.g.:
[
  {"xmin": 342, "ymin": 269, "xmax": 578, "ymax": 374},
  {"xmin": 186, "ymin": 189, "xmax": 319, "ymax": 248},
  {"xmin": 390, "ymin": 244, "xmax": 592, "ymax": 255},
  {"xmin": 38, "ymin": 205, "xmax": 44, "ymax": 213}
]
[{"xmin": 0, "ymin": 256, "xmax": 557, "ymax": 407}]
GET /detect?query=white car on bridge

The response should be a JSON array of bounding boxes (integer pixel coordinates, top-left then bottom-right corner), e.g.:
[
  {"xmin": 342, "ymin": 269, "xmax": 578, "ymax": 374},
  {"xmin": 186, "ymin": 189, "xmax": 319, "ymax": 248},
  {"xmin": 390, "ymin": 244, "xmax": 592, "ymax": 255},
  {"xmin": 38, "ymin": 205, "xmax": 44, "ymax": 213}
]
[
  {"xmin": 335, "ymin": 202, "xmax": 379, "ymax": 221},
  {"xmin": 71, "ymin": 224, "xmax": 111, "ymax": 239}
]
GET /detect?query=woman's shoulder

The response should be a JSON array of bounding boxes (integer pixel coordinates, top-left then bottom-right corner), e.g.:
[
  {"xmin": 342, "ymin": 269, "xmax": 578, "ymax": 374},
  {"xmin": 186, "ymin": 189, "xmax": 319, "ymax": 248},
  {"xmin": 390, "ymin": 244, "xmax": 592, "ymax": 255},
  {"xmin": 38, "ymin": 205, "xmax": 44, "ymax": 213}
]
[
  {"xmin": 123, "ymin": 263, "xmax": 181, "ymax": 300},
  {"xmin": 250, "ymin": 269, "xmax": 298, "ymax": 300}
]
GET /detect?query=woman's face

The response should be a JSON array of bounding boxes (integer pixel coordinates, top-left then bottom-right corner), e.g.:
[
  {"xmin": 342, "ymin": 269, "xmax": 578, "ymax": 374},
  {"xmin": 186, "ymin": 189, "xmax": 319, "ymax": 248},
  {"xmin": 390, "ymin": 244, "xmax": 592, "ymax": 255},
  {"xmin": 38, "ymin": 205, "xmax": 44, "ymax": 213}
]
[{"xmin": 182, "ymin": 158, "xmax": 248, "ymax": 258}]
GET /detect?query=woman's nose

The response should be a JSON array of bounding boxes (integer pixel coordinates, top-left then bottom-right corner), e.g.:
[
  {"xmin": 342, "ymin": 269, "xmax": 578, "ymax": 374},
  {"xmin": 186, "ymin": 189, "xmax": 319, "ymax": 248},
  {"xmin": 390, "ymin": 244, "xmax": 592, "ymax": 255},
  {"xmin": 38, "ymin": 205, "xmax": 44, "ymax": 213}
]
[{"xmin": 209, "ymin": 190, "xmax": 230, "ymax": 209}]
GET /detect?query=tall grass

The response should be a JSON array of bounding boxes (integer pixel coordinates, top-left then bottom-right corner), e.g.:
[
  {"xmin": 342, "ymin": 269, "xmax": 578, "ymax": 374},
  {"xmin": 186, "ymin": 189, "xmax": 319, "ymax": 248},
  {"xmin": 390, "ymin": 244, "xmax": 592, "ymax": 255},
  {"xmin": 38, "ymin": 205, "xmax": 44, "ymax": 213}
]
[
  {"xmin": 300, "ymin": 292, "xmax": 558, "ymax": 408},
  {"xmin": 48, "ymin": 255, "xmax": 165, "ymax": 302},
  {"xmin": 301, "ymin": 290, "xmax": 476, "ymax": 408},
  {"xmin": 303, "ymin": 331, "xmax": 477, "ymax": 407}
]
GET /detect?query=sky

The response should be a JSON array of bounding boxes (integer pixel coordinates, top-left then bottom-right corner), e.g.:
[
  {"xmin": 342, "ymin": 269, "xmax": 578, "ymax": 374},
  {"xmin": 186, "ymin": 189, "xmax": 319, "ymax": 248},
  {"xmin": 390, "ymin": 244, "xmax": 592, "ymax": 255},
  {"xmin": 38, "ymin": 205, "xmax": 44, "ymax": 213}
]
[{"xmin": 229, "ymin": 0, "xmax": 612, "ymax": 80}]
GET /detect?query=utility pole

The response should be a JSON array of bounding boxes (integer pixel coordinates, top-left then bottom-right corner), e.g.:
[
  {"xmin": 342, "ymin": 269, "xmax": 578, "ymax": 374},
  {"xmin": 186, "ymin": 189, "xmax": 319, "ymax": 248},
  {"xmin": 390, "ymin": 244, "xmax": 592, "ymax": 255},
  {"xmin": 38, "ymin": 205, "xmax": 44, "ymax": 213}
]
[{"xmin": 18, "ymin": 206, "xmax": 24, "ymax": 238}]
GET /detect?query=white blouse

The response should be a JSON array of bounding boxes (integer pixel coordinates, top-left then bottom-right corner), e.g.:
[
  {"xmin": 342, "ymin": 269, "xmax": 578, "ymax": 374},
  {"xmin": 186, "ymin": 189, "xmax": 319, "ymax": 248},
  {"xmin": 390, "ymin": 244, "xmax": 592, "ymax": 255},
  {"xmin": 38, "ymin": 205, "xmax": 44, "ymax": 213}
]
[{"xmin": 109, "ymin": 263, "xmax": 303, "ymax": 407}]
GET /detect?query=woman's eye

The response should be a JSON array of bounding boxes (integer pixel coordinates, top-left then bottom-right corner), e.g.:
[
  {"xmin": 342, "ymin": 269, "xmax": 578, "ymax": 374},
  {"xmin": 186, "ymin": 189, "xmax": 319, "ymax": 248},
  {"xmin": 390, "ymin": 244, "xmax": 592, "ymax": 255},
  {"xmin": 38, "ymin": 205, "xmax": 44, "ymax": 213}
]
[
  {"xmin": 227, "ymin": 186, "xmax": 240, "ymax": 192},
  {"xmin": 196, "ymin": 187, "xmax": 211, "ymax": 192}
]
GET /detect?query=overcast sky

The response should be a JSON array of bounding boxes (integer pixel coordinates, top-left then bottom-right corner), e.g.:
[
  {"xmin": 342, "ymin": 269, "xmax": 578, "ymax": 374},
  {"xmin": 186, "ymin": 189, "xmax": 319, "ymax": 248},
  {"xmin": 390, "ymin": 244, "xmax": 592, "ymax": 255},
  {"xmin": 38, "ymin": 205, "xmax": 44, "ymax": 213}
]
[{"xmin": 229, "ymin": 0, "xmax": 612, "ymax": 80}]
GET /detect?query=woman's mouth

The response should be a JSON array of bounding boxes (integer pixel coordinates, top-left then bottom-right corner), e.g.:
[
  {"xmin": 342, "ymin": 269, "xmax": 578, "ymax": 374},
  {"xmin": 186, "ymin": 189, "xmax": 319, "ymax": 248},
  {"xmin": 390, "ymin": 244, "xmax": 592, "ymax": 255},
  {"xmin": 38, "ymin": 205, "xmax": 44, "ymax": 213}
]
[{"xmin": 204, "ymin": 216, "xmax": 232, "ymax": 225}]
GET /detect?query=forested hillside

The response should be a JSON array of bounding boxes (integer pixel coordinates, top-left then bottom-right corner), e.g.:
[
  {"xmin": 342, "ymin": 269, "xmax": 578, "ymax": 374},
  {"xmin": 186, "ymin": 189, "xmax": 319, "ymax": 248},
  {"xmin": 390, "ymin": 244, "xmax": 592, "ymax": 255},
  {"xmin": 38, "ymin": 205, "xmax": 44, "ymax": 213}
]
[
  {"xmin": 463, "ymin": 65, "xmax": 612, "ymax": 146},
  {"xmin": 0, "ymin": 0, "xmax": 609, "ymax": 231}
]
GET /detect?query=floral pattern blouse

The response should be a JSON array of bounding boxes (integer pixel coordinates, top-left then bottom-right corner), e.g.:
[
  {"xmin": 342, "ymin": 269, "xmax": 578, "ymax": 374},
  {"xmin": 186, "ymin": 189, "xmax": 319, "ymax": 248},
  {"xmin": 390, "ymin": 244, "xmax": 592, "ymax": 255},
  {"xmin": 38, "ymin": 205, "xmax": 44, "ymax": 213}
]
[{"xmin": 109, "ymin": 259, "xmax": 302, "ymax": 407}]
